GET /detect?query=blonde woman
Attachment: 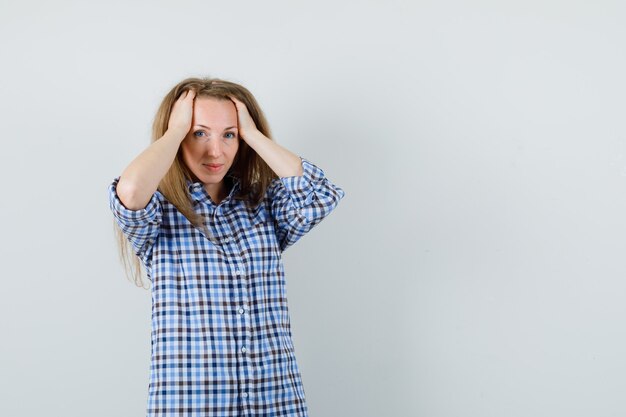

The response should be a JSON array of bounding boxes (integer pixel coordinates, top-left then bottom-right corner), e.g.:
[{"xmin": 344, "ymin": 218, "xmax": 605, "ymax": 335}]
[{"xmin": 107, "ymin": 77, "xmax": 345, "ymax": 417}]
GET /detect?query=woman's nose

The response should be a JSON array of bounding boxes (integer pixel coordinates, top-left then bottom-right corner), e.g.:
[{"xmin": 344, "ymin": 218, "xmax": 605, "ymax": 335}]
[{"xmin": 205, "ymin": 139, "xmax": 222, "ymax": 157}]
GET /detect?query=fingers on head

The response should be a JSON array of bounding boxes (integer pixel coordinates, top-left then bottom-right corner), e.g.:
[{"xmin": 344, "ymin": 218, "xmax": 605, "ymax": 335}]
[
  {"xmin": 181, "ymin": 89, "xmax": 196, "ymax": 99},
  {"xmin": 229, "ymin": 96, "xmax": 242, "ymax": 106}
]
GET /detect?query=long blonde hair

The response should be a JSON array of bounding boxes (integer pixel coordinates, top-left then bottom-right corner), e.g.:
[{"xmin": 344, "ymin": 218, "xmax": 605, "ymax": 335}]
[{"xmin": 113, "ymin": 76, "xmax": 279, "ymax": 289}]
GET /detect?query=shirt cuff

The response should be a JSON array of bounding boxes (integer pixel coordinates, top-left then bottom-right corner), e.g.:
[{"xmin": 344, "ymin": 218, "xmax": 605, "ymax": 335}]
[
  {"xmin": 108, "ymin": 176, "xmax": 162, "ymax": 224},
  {"xmin": 278, "ymin": 157, "xmax": 327, "ymax": 208}
]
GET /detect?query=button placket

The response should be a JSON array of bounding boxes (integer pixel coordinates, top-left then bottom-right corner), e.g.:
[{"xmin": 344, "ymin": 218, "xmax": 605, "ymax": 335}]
[{"xmin": 234, "ymin": 257, "xmax": 252, "ymax": 405}]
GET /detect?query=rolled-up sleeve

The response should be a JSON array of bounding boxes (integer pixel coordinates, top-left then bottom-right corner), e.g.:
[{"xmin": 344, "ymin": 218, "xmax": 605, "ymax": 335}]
[
  {"xmin": 108, "ymin": 176, "xmax": 163, "ymax": 271},
  {"xmin": 268, "ymin": 157, "xmax": 345, "ymax": 252}
]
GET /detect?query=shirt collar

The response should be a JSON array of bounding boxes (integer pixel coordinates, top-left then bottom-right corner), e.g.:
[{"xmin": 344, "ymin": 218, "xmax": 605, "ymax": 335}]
[{"xmin": 185, "ymin": 174, "xmax": 241, "ymax": 205}]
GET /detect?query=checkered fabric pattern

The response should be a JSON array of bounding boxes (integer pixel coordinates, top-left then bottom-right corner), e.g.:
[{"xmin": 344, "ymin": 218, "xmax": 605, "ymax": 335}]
[{"xmin": 108, "ymin": 157, "xmax": 345, "ymax": 417}]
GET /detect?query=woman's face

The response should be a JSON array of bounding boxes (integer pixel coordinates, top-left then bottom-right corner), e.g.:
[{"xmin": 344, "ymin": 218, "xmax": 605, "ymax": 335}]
[{"xmin": 180, "ymin": 97, "xmax": 240, "ymax": 197}]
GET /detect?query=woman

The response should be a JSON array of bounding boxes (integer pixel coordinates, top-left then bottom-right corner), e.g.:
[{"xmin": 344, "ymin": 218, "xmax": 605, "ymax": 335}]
[{"xmin": 107, "ymin": 77, "xmax": 345, "ymax": 417}]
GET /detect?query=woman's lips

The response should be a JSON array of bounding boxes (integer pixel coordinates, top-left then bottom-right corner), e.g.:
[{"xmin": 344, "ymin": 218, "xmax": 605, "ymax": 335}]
[{"xmin": 203, "ymin": 164, "xmax": 223, "ymax": 172}]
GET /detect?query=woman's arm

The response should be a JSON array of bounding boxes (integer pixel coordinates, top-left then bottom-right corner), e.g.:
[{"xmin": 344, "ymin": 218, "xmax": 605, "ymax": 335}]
[
  {"xmin": 227, "ymin": 95, "xmax": 344, "ymax": 251},
  {"xmin": 117, "ymin": 90, "xmax": 196, "ymax": 210},
  {"xmin": 242, "ymin": 130, "xmax": 304, "ymax": 178},
  {"xmin": 227, "ymin": 95, "xmax": 303, "ymax": 178}
]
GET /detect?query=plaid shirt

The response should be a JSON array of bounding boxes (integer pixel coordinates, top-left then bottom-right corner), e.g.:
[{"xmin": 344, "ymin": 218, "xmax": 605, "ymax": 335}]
[{"xmin": 108, "ymin": 157, "xmax": 345, "ymax": 417}]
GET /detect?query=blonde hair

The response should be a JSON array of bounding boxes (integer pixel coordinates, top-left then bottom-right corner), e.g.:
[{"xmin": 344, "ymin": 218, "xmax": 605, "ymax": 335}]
[{"xmin": 113, "ymin": 76, "xmax": 279, "ymax": 288}]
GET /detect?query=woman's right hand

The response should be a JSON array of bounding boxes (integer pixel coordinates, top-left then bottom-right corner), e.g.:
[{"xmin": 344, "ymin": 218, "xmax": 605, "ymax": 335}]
[{"xmin": 167, "ymin": 89, "xmax": 196, "ymax": 135}]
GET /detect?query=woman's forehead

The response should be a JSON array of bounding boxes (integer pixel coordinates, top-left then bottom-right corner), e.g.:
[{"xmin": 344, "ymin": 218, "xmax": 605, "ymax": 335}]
[{"xmin": 192, "ymin": 97, "xmax": 237, "ymax": 126}]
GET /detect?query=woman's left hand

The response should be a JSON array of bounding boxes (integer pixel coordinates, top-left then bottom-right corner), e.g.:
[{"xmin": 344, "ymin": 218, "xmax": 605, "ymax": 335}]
[
  {"xmin": 227, "ymin": 94, "xmax": 303, "ymax": 178},
  {"xmin": 228, "ymin": 95, "xmax": 259, "ymax": 141}
]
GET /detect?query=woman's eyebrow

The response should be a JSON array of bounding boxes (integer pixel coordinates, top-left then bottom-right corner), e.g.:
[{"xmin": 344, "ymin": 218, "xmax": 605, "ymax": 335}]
[{"xmin": 194, "ymin": 124, "xmax": 237, "ymax": 130}]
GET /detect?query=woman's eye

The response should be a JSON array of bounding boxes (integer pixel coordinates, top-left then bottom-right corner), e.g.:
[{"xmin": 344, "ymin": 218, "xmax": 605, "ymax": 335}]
[
  {"xmin": 225, "ymin": 132, "xmax": 236, "ymax": 139},
  {"xmin": 193, "ymin": 131, "xmax": 205, "ymax": 138}
]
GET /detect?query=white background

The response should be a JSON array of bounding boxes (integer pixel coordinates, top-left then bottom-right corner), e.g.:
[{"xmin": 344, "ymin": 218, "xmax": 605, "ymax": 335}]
[{"xmin": 1, "ymin": 0, "xmax": 626, "ymax": 416}]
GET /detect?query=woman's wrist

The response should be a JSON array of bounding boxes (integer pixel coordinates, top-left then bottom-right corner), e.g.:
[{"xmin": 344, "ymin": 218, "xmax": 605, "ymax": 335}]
[
  {"xmin": 240, "ymin": 128, "xmax": 265, "ymax": 144},
  {"xmin": 164, "ymin": 127, "xmax": 189, "ymax": 143}
]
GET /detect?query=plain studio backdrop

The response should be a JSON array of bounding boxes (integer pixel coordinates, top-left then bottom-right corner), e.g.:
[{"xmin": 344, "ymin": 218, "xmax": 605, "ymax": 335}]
[{"xmin": 1, "ymin": 0, "xmax": 625, "ymax": 416}]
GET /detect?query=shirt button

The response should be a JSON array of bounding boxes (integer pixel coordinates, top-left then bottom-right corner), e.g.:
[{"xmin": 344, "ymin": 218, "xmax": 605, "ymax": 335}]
[
  {"xmin": 241, "ymin": 346, "xmax": 247, "ymax": 353},
  {"xmin": 223, "ymin": 236, "xmax": 231, "ymax": 243},
  {"xmin": 238, "ymin": 308, "xmax": 245, "ymax": 314},
  {"xmin": 242, "ymin": 392, "xmax": 248, "ymax": 398}
]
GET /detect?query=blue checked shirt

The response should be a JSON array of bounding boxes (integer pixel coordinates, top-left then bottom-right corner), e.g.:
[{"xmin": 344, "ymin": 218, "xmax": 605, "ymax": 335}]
[{"xmin": 108, "ymin": 157, "xmax": 345, "ymax": 417}]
